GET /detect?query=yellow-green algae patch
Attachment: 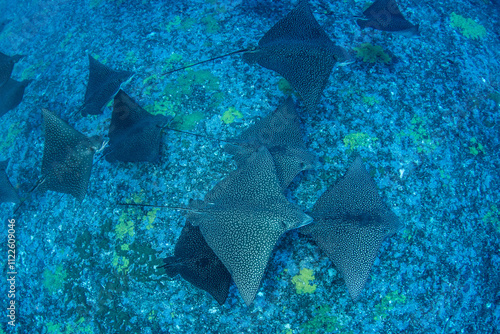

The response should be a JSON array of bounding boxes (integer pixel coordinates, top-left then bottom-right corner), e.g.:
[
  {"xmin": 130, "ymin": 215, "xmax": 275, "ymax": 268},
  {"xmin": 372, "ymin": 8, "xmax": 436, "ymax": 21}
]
[
  {"xmin": 170, "ymin": 111, "xmax": 205, "ymax": 131},
  {"xmin": 278, "ymin": 78, "xmax": 294, "ymax": 95},
  {"xmin": 0, "ymin": 122, "xmax": 23, "ymax": 155},
  {"xmin": 354, "ymin": 43, "xmax": 391, "ymax": 64},
  {"xmin": 291, "ymin": 268, "xmax": 317, "ymax": 294},
  {"xmin": 450, "ymin": 12, "xmax": 486, "ymax": 40},
  {"xmin": 222, "ymin": 107, "xmax": 243, "ymax": 124},
  {"xmin": 343, "ymin": 132, "xmax": 378, "ymax": 151}
]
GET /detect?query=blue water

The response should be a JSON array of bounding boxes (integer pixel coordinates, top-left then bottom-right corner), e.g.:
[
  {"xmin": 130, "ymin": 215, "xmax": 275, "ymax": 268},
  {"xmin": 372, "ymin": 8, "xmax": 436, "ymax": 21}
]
[{"xmin": 0, "ymin": 0, "xmax": 499, "ymax": 333}]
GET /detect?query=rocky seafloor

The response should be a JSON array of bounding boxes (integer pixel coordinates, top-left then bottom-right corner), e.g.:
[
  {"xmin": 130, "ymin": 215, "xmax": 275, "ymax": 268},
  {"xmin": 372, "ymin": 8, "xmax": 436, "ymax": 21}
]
[{"xmin": 0, "ymin": 0, "xmax": 499, "ymax": 333}]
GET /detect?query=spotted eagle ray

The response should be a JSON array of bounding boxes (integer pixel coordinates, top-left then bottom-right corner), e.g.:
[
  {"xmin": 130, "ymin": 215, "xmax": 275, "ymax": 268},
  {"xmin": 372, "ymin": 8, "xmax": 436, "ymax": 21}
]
[
  {"xmin": 162, "ymin": 221, "xmax": 231, "ymax": 305},
  {"xmin": 80, "ymin": 55, "xmax": 133, "ymax": 116},
  {"xmin": 39, "ymin": 109, "xmax": 103, "ymax": 201},
  {"xmin": 163, "ymin": 1, "xmax": 351, "ymax": 113},
  {"xmin": 104, "ymin": 90, "xmax": 170, "ymax": 163},
  {"xmin": 301, "ymin": 157, "xmax": 401, "ymax": 300},
  {"xmin": 0, "ymin": 52, "xmax": 23, "ymax": 87},
  {"xmin": 243, "ymin": 0, "xmax": 351, "ymax": 112},
  {"xmin": 356, "ymin": 0, "xmax": 419, "ymax": 36},
  {"xmin": 187, "ymin": 147, "xmax": 312, "ymax": 306},
  {"xmin": 0, "ymin": 160, "xmax": 19, "ymax": 204},
  {"xmin": 225, "ymin": 97, "xmax": 314, "ymax": 189},
  {"xmin": 0, "ymin": 78, "xmax": 31, "ymax": 117}
]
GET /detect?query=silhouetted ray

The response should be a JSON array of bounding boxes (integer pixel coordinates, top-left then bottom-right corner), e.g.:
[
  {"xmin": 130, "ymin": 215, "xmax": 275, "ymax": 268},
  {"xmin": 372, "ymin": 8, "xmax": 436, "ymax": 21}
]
[
  {"xmin": 187, "ymin": 147, "xmax": 312, "ymax": 306},
  {"xmin": 80, "ymin": 55, "xmax": 133, "ymax": 116},
  {"xmin": 0, "ymin": 52, "xmax": 23, "ymax": 87},
  {"xmin": 356, "ymin": 0, "xmax": 419, "ymax": 36},
  {"xmin": 301, "ymin": 157, "xmax": 401, "ymax": 300},
  {"xmin": 0, "ymin": 160, "xmax": 19, "ymax": 204},
  {"xmin": 243, "ymin": 0, "xmax": 351, "ymax": 113},
  {"xmin": 225, "ymin": 97, "xmax": 314, "ymax": 189},
  {"xmin": 0, "ymin": 78, "xmax": 31, "ymax": 117},
  {"xmin": 104, "ymin": 90, "xmax": 170, "ymax": 163},
  {"xmin": 162, "ymin": 221, "xmax": 231, "ymax": 305},
  {"xmin": 39, "ymin": 109, "xmax": 103, "ymax": 201}
]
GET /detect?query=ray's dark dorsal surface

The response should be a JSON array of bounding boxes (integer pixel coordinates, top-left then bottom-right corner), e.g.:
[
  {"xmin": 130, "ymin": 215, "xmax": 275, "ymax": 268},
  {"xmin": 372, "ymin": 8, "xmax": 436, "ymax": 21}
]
[
  {"xmin": 80, "ymin": 55, "xmax": 133, "ymax": 116},
  {"xmin": 0, "ymin": 160, "xmax": 19, "ymax": 204},
  {"xmin": 0, "ymin": 52, "xmax": 23, "ymax": 87},
  {"xmin": 162, "ymin": 221, "xmax": 231, "ymax": 305},
  {"xmin": 0, "ymin": 78, "xmax": 31, "ymax": 117},
  {"xmin": 39, "ymin": 109, "xmax": 103, "ymax": 201},
  {"xmin": 243, "ymin": 0, "xmax": 351, "ymax": 113},
  {"xmin": 356, "ymin": 0, "xmax": 419, "ymax": 36},
  {"xmin": 225, "ymin": 97, "xmax": 314, "ymax": 190},
  {"xmin": 104, "ymin": 90, "xmax": 170, "ymax": 163},
  {"xmin": 186, "ymin": 147, "xmax": 312, "ymax": 306},
  {"xmin": 301, "ymin": 157, "xmax": 401, "ymax": 300}
]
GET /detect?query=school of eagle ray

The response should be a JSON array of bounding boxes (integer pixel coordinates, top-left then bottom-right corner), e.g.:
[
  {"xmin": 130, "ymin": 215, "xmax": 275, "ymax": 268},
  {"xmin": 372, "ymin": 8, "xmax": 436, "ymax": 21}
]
[{"xmin": 0, "ymin": 0, "xmax": 416, "ymax": 307}]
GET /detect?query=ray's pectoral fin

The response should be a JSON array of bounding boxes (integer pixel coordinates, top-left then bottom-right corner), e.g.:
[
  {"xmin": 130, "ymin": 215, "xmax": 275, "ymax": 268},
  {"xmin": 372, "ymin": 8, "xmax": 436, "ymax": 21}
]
[
  {"xmin": 104, "ymin": 90, "xmax": 170, "ymax": 163},
  {"xmin": 161, "ymin": 221, "xmax": 232, "ymax": 305},
  {"xmin": 225, "ymin": 97, "xmax": 315, "ymax": 190},
  {"xmin": 39, "ymin": 109, "xmax": 102, "ymax": 201},
  {"xmin": 80, "ymin": 55, "xmax": 133, "ymax": 117},
  {"xmin": 0, "ymin": 159, "xmax": 20, "ymax": 204},
  {"xmin": 356, "ymin": 0, "xmax": 419, "ymax": 36},
  {"xmin": 242, "ymin": 1, "xmax": 350, "ymax": 113},
  {"xmin": 302, "ymin": 156, "xmax": 402, "ymax": 300},
  {"xmin": 188, "ymin": 147, "xmax": 310, "ymax": 306}
]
